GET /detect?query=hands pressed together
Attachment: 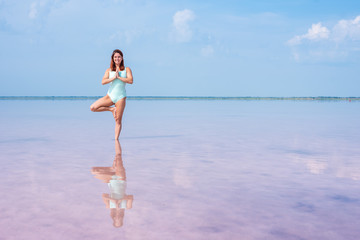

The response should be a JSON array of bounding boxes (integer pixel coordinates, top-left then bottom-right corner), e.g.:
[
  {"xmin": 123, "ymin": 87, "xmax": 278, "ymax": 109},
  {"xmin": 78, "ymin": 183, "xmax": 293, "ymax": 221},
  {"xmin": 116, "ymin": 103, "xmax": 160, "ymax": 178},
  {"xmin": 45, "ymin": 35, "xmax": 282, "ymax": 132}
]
[{"xmin": 111, "ymin": 68, "xmax": 121, "ymax": 81}]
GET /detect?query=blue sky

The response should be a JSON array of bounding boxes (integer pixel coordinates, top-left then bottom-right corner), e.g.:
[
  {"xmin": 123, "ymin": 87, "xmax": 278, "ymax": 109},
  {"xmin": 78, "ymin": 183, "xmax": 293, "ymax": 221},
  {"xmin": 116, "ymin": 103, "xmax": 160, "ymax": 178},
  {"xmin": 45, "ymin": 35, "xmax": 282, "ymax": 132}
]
[{"xmin": 0, "ymin": 0, "xmax": 359, "ymax": 97}]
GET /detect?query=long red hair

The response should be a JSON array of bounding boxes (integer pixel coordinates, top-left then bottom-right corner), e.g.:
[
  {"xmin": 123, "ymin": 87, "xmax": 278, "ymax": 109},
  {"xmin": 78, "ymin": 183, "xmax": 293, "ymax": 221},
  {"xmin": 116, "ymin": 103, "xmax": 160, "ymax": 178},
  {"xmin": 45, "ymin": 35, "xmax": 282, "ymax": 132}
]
[{"xmin": 110, "ymin": 49, "xmax": 125, "ymax": 71}]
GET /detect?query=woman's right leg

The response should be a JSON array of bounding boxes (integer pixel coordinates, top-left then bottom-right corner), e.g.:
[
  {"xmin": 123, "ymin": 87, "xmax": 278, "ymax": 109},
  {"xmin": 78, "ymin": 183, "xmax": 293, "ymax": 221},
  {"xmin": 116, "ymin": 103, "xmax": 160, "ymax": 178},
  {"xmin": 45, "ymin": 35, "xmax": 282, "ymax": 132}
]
[
  {"xmin": 114, "ymin": 98, "xmax": 126, "ymax": 139},
  {"xmin": 90, "ymin": 95, "xmax": 115, "ymax": 117}
]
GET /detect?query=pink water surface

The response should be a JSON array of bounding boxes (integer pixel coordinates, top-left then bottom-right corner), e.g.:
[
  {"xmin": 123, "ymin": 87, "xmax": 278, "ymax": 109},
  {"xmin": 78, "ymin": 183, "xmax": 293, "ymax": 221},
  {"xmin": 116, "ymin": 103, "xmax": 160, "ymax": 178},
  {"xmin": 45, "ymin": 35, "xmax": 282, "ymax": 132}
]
[{"xmin": 0, "ymin": 100, "xmax": 359, "ymax": 240}]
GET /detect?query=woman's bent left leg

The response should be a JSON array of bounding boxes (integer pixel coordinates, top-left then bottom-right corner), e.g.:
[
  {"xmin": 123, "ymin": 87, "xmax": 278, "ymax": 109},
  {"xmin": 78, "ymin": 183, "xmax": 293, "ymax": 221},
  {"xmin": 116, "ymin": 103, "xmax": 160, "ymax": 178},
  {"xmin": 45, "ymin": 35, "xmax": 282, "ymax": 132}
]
[
  {"xmin": 114, "ymin": 97, "xmax": 126, "ymax": 139},
  {"xmin": 90, "ymin": 95, "xmax": 115, "ymax": 117}
]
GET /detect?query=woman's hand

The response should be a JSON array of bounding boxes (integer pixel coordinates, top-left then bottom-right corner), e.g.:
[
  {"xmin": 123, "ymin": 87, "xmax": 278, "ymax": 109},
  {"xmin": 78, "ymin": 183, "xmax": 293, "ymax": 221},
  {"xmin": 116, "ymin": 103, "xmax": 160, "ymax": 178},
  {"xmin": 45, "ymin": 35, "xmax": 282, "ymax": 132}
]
[
  {"xmin": 118, "ymin": 67, "xmax": 134, "ymax": 84},
  {"xmin": 102, "ymin": 69, "xmax": 117, "ymax": 85}
]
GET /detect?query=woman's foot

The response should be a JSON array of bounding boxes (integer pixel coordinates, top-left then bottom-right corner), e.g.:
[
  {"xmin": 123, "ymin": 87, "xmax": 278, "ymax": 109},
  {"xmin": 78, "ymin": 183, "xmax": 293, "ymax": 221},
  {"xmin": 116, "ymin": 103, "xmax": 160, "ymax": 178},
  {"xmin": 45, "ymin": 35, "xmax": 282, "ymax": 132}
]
[{"xmin": 111, "ymin": 107, "xmax": 117, "ymax": 119}]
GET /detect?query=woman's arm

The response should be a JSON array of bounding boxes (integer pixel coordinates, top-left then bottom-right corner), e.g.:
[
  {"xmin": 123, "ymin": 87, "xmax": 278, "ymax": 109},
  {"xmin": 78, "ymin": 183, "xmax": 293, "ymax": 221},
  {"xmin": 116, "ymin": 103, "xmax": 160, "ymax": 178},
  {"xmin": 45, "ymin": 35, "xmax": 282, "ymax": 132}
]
[
  {"xmin": 102, "ymin": 69, "xmax": 116, "ymax": 85},
  {"xmin": 125, "ymin": 195, "xmax": 134, "ymax": 209},
  {"xmin": 118, "ymin": 67, "xmax": 133, "ymax": 84}
]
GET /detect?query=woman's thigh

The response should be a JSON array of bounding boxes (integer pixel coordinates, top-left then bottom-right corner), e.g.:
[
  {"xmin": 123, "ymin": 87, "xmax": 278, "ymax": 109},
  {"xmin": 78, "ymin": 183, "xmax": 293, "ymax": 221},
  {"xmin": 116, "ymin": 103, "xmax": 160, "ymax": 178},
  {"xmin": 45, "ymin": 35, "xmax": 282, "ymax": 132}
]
[
  {"xmin": 91, "ymin": 95, "xmax": 114, "ymax": 109},
  {"xmin": 115, "ymin": 97, "xmax": 126, "ymax": 122}
]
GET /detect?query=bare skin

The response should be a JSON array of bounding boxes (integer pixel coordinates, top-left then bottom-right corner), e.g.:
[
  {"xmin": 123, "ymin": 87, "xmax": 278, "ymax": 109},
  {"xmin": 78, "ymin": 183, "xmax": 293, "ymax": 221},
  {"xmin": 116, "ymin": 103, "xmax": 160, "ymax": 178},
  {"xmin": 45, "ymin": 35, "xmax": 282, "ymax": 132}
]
[
  {"xmin": 90, "ymin": 52, "xmax": 133, "ymax": 139},
  {"xmin": 114, "ymin": 97, "xmax": 126, "ymax": 139},
  {"xmin": 90, "ymin": 95, "xmax": 116, "ymax": 118}
]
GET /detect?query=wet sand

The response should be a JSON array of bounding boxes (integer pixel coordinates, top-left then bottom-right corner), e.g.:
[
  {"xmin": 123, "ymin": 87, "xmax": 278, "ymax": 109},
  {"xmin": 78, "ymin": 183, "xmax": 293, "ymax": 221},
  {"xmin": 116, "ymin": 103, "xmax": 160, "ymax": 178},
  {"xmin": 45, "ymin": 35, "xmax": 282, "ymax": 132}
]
[{"xmin": 0, "ymin": 99, "xmax": 359, "ymax": 240}]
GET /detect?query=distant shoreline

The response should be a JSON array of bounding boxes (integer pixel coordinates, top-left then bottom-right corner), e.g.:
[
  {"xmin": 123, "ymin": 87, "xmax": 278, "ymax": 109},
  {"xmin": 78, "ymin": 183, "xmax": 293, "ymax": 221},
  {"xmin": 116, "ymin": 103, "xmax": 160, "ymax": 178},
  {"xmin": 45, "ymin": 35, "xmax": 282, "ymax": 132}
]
[{"xmin": 0, "ymin": 96, "xmax": 359, "ymax": 101}]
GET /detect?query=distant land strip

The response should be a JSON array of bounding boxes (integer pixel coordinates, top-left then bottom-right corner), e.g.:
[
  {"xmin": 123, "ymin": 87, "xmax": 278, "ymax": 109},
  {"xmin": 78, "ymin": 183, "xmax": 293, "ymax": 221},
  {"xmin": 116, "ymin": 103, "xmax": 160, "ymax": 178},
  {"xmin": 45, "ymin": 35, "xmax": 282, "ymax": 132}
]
[{"xmin": 0, "ymin": 96, "xmax": 359, "ymax": 101}]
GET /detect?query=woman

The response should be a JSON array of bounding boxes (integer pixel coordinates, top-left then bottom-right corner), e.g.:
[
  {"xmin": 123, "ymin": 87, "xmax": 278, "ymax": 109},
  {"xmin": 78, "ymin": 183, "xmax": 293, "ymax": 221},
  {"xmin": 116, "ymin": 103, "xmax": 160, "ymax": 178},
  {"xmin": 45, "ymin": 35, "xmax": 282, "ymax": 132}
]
[{"xmin": 90, "ymin": 49, "xmax": 133, "ymax": 139}]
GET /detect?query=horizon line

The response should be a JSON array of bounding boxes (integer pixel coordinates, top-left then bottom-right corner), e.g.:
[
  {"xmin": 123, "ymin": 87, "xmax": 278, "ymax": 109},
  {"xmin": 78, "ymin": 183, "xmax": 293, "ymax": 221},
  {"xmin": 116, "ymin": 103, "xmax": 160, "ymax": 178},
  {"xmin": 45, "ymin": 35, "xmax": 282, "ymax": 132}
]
[{"xmin": 0, "ymin": 96, "xmax": 359, "ymax": 101}]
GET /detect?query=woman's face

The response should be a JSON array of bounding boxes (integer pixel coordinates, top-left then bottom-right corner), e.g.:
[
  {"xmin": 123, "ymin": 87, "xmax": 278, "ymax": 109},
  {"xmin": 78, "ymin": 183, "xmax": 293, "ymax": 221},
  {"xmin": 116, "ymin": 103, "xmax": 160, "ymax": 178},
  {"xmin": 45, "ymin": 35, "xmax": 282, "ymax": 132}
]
[{"xmin": 113, "ymin": 53, "xmax": 123, "ymax": 65}]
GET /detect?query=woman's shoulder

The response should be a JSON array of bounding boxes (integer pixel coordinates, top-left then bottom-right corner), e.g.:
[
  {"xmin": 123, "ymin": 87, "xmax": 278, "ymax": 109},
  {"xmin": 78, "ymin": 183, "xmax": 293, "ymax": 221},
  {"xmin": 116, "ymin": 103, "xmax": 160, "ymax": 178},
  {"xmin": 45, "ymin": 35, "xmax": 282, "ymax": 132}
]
[{"xmin": 106, "ymin": 68, "xmax": 112, "ymax": 72}]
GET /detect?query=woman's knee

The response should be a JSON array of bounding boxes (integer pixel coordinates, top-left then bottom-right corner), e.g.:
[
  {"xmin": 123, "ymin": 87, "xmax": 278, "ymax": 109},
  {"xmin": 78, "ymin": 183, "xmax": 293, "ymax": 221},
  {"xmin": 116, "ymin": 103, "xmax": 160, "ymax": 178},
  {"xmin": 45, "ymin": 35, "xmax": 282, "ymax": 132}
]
[{"xmin": 115, "ymin": 117, "xmax": 122, "ymax": 125}]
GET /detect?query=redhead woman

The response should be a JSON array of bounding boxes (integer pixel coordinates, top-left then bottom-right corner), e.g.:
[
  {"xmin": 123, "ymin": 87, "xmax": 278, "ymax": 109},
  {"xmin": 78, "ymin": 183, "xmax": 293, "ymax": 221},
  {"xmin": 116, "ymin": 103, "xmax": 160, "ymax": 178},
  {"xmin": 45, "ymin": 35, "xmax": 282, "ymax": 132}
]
[{"xmin": 90, "ymin": 49, "xmax": 133, "ymax": 139}]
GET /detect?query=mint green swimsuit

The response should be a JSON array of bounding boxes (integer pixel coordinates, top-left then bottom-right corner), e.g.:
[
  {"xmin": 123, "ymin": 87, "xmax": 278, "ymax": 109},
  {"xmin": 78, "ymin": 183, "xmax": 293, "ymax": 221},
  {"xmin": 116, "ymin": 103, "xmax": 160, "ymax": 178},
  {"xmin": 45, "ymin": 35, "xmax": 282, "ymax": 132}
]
[{"xmin": 107, "ymin": 68, "xmax": 127, "ymax": 103}]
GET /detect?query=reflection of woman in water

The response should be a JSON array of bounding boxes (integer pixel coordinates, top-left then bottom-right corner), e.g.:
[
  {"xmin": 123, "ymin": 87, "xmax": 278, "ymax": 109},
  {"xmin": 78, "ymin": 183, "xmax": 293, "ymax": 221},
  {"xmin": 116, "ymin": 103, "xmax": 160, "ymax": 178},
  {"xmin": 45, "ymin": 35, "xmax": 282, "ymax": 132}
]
[
  {"xmin": 91, "ymin": 140, "xmax": 134, "ymax": 228},
  {"xmin": 90, "ymin": 49, "xmax": 133, "ymax": 139}
]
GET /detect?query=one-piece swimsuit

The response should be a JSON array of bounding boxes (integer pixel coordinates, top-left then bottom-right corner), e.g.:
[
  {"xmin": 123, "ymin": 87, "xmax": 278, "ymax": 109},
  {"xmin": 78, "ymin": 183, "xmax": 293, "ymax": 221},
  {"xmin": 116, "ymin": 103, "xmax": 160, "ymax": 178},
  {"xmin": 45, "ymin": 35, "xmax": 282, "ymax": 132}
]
[{"xmin": 107, "ymin": 68, "xmax": 127, "ymax": 103}]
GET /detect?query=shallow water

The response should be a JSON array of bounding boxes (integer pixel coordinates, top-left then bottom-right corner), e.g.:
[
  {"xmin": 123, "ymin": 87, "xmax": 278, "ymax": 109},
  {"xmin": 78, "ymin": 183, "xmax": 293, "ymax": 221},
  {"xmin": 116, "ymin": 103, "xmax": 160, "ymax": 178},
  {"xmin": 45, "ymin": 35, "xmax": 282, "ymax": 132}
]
[{"xmin": 0, "ymin": 100, "xmax": 359, "ymax": 240}]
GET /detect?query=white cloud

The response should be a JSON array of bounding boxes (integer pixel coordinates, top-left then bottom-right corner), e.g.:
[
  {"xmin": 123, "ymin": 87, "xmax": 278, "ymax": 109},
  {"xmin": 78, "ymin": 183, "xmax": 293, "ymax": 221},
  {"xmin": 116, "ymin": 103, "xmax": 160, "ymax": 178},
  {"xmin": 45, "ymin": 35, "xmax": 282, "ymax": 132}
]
[
  {"xmin": 306, "ymin": 23, "xmax": 330, "ymax": 40},
  {"xmin": 172, "ymin": 9, "xmax": 195, "ymax": 42},
  {"xmin": 332, "ymin": 15, "xmax": 360, "ymax": 43},
  {"xmin": 287, "ymin": 16, "xmax": 360, "ymax": 61},
  {"xmin": 29, "ymin": 2, "xmax": 38, "ymax": 19},
  {"xmin": 201, "ymin": 45, "xmax": 214, "ymax": 57},
  {"xmin": 28, "ymin": 0, "xmax": 53, "ymax": 20},
  {"xmin": 288, "ymin": 22, "xmax": 329, "ymax": 46},
  {"xmin": 288, "ymin": 16, "xmax": 360, "ymax": 46}
]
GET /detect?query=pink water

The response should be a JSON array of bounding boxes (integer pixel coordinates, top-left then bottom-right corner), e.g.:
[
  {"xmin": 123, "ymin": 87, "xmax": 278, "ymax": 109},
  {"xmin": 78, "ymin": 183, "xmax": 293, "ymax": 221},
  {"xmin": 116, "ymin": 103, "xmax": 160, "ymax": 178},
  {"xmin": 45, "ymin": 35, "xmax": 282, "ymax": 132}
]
[{"xmin": 0, "ymin": 100, "xmax": 359, "ymax": 239}]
